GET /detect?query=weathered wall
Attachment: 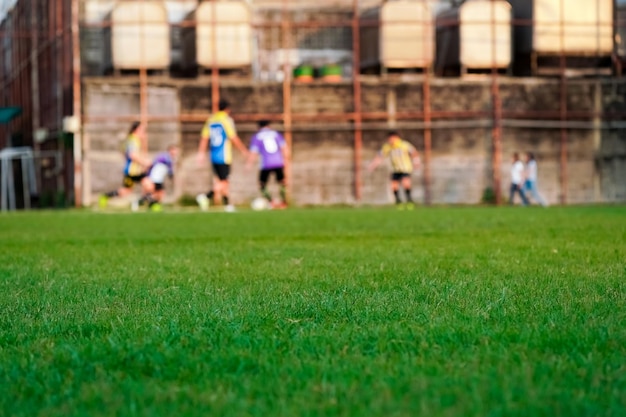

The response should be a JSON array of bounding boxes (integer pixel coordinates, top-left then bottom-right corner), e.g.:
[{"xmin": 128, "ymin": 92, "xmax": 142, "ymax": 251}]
[
  {"xmin": 84, "ymin": 80, "xmax": 180, "ymax": 205},
  {"xmin": 83, "ymin": 76, "xmax": 626, "ymax": 206},
  {"xmin": 600, "ymin": 81, "xmax": 626, "ymax": 201}
]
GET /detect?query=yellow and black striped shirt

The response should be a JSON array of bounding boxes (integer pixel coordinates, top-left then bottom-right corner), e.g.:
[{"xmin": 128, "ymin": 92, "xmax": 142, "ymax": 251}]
[{"xmin": 380, "ymin": 139, "xmax": 416, "ymax": 174}]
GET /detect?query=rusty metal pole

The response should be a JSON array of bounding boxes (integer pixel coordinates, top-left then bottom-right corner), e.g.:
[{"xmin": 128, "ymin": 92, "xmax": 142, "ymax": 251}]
[
  {"xmin": 56, "ymin": 0, "xmax": 63, "ymax": 131},
  {"xmin": 30, "ymin": 0, "xmax": 40, "ymax": 155},
  {"xmin": 559, "ymin": 0, "xmax": 568, "ymax": 205},
  {"xmin": 139, "ymin": 0, "xmax": 149, "ymax": 152},
  {"xmin": 613, "ymin": 0, "xmax": 622, "ymax": 76},
  {"xmin": 282, "ymin": 0, "xmax": 293, "ymax": 202},
  {"xmin": 54, "ymin": 0, "xmax": 65, "ymax": 203},
  {"xmin": 422, "ymin": 2, "xmax": 432, "ymax": 205},
  {"xmin": 491, "ymin": 0, "xmax": 502, "ymax": 205},
  {"xmin": 71, "ymin": 0, "xmax": 83, "ymax": 207},
  {"xmin": 211, "ymin": 0, "xmax": 219, "ymax": 112},
  {"xmin": 139, "ymin": 66, "xmax": 148, "ymax": 150},
  {"xmin": 352, "ymin": 0, "xmax": 363, "ymax": 202}
]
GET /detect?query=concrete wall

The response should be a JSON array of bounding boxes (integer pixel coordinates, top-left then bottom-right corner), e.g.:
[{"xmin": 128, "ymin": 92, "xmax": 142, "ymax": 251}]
[
  {"xmin": 600, "ymin": 81, "xmax": 626, "ymax": 201},
  {"xmin": 82, "ymin": 76, "xmax": 626, "ymax": 206},
  {"xmin": 84, "ymin": 80, "xmax": 180, "ymax": 205}
]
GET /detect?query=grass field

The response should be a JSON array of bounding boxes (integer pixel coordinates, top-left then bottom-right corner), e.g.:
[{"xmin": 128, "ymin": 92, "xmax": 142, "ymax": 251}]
[{"xmin": 1, "ymin": 206, "xmax": 625, "ymax": 416}]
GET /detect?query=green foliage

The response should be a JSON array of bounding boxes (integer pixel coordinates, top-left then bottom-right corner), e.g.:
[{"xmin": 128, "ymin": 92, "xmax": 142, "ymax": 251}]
[
  {"xmin": 481, "ymin": 186, "xmax": 496, "ymax": 204},
  {"xmin": 178, "ymin": 194, "xmax": 200, "ymax": 207},
  {"xmin": 0, "ymin": 207, "xmax": 624, "ymax": 417}
]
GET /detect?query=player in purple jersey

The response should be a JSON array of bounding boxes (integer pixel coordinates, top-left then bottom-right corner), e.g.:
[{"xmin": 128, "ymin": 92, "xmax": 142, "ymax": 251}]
[
  {"xmin": 246, "ymin": 120, "xmax": 289, "ymax": 209},
  {"xmin": 136, "ymin": 144, "xmax": 179, "ymax": 211}
]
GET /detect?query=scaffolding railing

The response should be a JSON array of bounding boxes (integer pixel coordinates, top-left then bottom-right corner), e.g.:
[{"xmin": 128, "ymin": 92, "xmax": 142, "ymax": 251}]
[{"xmin": 1, "ymin": 0, "xmax": 625, "ymax": 207}]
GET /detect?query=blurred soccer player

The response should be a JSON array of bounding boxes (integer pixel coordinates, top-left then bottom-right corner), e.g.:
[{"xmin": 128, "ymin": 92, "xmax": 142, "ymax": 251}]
[
  {"xmin": 99, "ymin": 121, "xmax": 151, "ymax": 209},
  {"xmin": 136, "ymin": 144, "xmax": 179, "ymax": 212},
  {"xmin": 196, "ymin": 99, "xmax": 248, "ymax": 212},
  {"xmin": 368, "ymin": 131, "xmax": 421, "ymax": 209},
  {"xmin": 246, "ymin": 120, "xmax": 289, "ymax": 209}
]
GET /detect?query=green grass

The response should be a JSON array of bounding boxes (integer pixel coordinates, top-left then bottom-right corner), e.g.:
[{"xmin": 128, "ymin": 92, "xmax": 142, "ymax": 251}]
[{"xmin": 0, "ymin": 206, "xmax": 624, "ymax": 417}]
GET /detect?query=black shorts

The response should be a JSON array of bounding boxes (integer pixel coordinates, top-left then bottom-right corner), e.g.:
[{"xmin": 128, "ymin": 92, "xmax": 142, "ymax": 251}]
[
  {"xmin": 391, "ymin": 172, "xmax": 411, "ymax": 181},
  {"xmin": 212, "ymin": 163, "xmax": 230, "ymax": 181},
  {"xmin": 154, "ymin": 183, "xmax": 164, "ymax": 191},
  {"xmin": 260, "ymin": 167, "xmax": 285, "ymax": 184},
  {"xmin": 123, "ymin": 174, "xmax": 146, "ymax": 188}
]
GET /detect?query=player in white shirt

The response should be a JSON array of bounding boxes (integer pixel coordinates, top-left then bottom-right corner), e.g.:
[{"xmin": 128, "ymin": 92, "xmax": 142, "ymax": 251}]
[
  {"xmin": 524, "ymin": 152, "xmax": 548, "ymax": 207},
  {"xmin": 509, "ymin": 152, "xmax": 529, "ymax": 206}
]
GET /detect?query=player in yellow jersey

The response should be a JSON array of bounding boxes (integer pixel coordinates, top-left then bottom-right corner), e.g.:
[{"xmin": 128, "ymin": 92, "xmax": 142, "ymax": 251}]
[
  {"xmin": 99, "ymin": 121, "xmax": 152, "ymax": 208},
  {"xmin": 368, "ymin": 131, "xmax": 421, "ymax": 209},
  {"xmin": 196, "ymin": 99, "xmax": 248, "ymax": 212}
]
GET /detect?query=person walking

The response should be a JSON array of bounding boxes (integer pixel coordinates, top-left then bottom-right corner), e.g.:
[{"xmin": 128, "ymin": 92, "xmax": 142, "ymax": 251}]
[
  {"xmin": 524, "ymin": 152, "xmax": 548, "ymax": 207},
  {"xmin": 509, "ymin": 152, "xmax": 529, "ymax": 206}
]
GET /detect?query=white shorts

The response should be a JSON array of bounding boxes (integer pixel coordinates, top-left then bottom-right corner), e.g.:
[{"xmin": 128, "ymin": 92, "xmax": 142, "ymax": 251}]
[{"xmin": 149, "ymin": 163, "xmax": 169, "ymax": 185}]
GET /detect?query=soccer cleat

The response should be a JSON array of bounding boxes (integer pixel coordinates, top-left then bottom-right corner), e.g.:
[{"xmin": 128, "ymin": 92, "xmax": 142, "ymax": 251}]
[
  {"xmin": 396, "ymin": 203, "xmax": 405, "ymax": 211},
  {"xmin": 406, "ymin": 202, "xmax": 415, "ymax": 211},
  {"xmin": 224, "ymin": 204, "xmax": 236, "ymax": 213},
  {"xmin": 98, "ymin": 195, "xmax": 108, "ymax": 209},
  {"xmin": 196, "ymin": 193, "xmax": 210, "ymax": 211},
  {"xmin": 272, "ymin": 201, "xmax": 287, "ymax": 210}
]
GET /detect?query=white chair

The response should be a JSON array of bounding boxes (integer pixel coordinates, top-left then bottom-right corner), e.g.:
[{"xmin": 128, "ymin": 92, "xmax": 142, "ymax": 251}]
[{"xmin": 0, "ymin": 147, "xmax": 38, "ymax": 211}]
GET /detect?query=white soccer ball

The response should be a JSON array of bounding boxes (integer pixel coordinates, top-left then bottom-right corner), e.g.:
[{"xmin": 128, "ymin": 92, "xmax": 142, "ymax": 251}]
[{"xmin": 251, "ymin": 197, "xmax": 269, "ymax": 211}]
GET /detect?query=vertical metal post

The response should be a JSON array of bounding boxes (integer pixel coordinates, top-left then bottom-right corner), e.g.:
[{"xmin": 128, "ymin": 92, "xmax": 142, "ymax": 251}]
[
  {"xmin": 352, "ymin": 0, "xmax": 363, "ymax": 202},
  {"xmin": 63, "ymin": 0, "xmax": 71, "ymax": 118},
  {"xmin": 56, "ymin": 0, "xmax": 63, "ymax": 131},
  {"xmin": 71, "ymin": 0, "xmax": 83, "ymax": 207},
  {"xmin": 612, "ymin": 0, "xmax": 621, "ymax": 76},
  {"xmin": 21, "ymin": 154, "xmax": 30, "ymax": 209},
  {"xmin": 491, "ymin": 0, "xmax": 502, "ymax": 205},
  {"xmin": 559, "ymin": 0, "xmax": 568, "ymax": 204},
  {"xmin": 211, "ymin": 0, "xmax": 219, "ymax": 112},
  {"xmin": 422, "ymin": 2, "xmax": 432, "ymax": 205},
  {"xmin": 139, "ymin": 0, "xmax": 148, "ymax": 152},
  {"xmin": 19, "ymin": 8, "xmax": 29, "ymax": 143},
  {"xmin": 55, "ymin": 0, "xmax": 65, "ymax": 206},
  {"xmin": 139, "ymin": 67, "xmax": 148, "ymax": 150},
  {"xmin": 282, "ymin": 0, "xmax": 293, "ymax": 201},
  {"xmin": 30, "ymin": 0, "xmax": 40, "ymax": 153},
  {"xmin": 423, "ymin": 80, "xmax": 432, "ymax": 205}
]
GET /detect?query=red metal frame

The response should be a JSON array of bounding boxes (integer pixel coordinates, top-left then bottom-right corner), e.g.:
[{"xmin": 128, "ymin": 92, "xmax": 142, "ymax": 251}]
[{"xmin": 1, "ymin": 0, "xmax": 625, "ymax": 206}]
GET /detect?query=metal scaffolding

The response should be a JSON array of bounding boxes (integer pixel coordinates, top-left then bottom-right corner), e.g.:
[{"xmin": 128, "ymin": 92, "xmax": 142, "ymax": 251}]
[{"xmin": 0, "ymin": 0, "xmax": 624, "ymax": 207}]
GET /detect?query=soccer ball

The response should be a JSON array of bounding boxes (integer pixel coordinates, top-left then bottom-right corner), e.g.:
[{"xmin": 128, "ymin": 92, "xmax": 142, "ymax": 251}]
[{"xmin": 251, "ymin": 197, "xmax": 269, "ymax": 211}]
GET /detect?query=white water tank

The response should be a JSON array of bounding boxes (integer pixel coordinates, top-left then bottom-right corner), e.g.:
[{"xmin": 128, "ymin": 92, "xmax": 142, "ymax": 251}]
[
  {"xmin": 182, "ymin": 1, "xmax": 252, "ymax": 70},
  {"xmin": 460, "ymin": 0, "xmax": 511, "ymax": 69},
  {"xmin": 360, "ymin": 0, "xmax": 435, "ymax": 70},
  {"xmin": 436, "ymin": 0, "xmax": 512, "ymax": 73},
  {"xmin": 111, "ymin": 1, "xmax": 171, "ymax": 70},
  {"xmin": 534, "ymin": 0, "xmax": 613, "ymax": 54},
  {"xmin": 509, "ymin": 0, "xmax": 614, "ymax": 55}
]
